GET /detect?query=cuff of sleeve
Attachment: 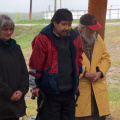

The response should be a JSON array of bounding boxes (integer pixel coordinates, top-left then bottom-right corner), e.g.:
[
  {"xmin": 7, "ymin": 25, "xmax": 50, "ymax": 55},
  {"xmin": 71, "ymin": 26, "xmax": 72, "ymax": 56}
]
[
  {"xmin": 83, "ymin": 71, "xmax": 86, "ymax": 77},
  {"xmin": 96, "ymin": 67, "xmax": 104, "ymax": 78},
  {"xmin": 80, "ymin": 67, "xmax": 86, "ymax": 79}
]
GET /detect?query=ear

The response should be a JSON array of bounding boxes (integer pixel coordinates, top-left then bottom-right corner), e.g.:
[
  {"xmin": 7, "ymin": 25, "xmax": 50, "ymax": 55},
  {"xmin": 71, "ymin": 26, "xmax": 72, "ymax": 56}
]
[{"xmin": 53, "ymin": 21, "xmax": 57, "ymax": 27}]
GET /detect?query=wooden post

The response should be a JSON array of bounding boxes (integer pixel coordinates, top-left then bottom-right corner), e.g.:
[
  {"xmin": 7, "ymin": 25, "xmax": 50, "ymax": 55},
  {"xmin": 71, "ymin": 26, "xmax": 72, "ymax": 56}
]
[
  {"xmin": 29, "ymin": 0, "xmax": 32, "ymax": 20},
  {"xmin": 88, "ymin": 0, "xmax": 108, "ymax": 40}
]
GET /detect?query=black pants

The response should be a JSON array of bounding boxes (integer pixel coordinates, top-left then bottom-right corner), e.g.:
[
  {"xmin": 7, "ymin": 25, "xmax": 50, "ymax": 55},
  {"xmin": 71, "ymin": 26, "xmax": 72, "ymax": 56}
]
[
  {"xmin": 38, "ymin": 91, "xmax": 75, "ymax": 120},
  {"xmin": 2, "ymin": 118, "xmax": 19, "ymax": 120}
]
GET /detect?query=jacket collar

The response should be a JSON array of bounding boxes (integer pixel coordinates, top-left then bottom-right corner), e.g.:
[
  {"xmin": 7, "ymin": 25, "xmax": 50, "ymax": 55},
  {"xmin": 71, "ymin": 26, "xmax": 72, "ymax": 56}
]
[{"xmin": 40, "ymin": 23, "xmax": 79, "ymax": 42}]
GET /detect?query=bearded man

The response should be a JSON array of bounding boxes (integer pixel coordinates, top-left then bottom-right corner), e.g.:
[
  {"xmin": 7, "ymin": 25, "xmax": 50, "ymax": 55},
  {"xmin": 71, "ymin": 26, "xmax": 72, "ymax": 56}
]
[{"xmin": 74, "ymin": 14, "xmax": 111, "ymax": 120}]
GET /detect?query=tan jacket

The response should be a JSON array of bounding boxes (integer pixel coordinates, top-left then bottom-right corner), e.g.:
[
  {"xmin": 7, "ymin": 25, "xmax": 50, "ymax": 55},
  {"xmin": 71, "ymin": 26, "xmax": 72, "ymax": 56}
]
[{"xmin": 75, "ymin": 34, "xmax": 111, "ymax": 117}]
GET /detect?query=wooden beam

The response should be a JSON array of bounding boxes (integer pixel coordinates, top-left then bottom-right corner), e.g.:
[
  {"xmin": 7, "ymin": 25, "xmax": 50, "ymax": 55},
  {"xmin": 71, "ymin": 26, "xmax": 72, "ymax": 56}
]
[{"xmin": 88, "ymin": 0, "xmax": 108, "ymax": 40}]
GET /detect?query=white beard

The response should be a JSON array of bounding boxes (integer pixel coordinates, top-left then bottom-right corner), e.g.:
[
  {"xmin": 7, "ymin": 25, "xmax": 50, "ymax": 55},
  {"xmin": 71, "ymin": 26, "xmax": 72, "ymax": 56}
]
[{"xmin": 82, "ymin": 30, "xmax": 96, "ymax": 46}]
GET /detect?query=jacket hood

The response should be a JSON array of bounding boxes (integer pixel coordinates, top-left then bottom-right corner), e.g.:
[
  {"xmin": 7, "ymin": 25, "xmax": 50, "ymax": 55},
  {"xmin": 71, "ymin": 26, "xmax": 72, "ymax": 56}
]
[{"xmin": 40, "ymin": 23, "xmax": 79, "ymax": 42}]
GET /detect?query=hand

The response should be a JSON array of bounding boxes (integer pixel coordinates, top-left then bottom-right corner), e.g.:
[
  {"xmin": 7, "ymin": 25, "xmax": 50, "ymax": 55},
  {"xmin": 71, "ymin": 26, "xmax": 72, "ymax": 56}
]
[
  {"xmin": 10, "ymin": 92, "xmax": 17, "ymax": 101},
  {"xmin": 32, "ymin": 88, "xmax": 40, "ymax": 97},
  {"xmin": 84, "ymin": 72, "xmax": 95, "ymax": 81},
  {"xmin": 10, "ymin": 90, "xmax": 23, "ymax": 101},
  {"xmin": 92, "ymin": 72, "xmax": 102, "ymax": 82},
  {"xmin": 15, "ymin": 90, "xmax": 23, "ymax": 100}
]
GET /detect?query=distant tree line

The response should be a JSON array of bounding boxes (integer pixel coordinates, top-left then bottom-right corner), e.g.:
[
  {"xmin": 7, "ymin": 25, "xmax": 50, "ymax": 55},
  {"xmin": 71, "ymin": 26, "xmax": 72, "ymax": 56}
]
[{"xmin": 0, "ymin": 12, "xmax": 44, "ymax": 21}]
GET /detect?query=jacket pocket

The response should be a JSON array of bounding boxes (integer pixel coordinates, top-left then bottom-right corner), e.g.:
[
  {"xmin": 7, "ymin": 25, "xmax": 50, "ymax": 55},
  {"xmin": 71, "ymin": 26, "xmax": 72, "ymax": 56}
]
[{"xmin": 41, "ymin": 67, "xmax": 59, "ymax": 94}]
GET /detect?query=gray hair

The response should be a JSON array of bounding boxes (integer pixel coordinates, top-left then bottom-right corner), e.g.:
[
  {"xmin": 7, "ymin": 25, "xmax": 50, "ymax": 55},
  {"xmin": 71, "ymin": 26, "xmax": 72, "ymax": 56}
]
[
  {"xmin": 78, "ymin": 20, "xmax": 86, "ymax": 33},
  {"xmin": 0, "ymin": 14, "xmax": 14, "ymax": 31}
]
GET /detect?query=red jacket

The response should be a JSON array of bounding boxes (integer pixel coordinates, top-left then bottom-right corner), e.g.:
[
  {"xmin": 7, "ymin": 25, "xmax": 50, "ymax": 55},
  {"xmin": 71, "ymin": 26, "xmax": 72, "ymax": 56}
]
[{"xmin": 29, "ymin": 23, "xmax": 83, "ymax": 94}]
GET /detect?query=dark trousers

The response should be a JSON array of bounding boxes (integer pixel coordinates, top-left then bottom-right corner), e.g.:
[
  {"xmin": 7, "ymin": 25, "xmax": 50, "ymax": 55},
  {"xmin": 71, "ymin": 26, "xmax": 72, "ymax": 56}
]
[
  {"xmin": 38, "ymin": 91, "xmax": 75, "ymax": 120},
  {"xmin": 2, "ymin": 118, "xmax": 19, "ymax": 120}
]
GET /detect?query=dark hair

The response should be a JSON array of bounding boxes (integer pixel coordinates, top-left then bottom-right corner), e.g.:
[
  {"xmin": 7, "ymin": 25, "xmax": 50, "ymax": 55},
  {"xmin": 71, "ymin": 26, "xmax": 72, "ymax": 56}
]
[{"xmin": 51, "ymin": 8, "xmax": 73, "ymax": 24}]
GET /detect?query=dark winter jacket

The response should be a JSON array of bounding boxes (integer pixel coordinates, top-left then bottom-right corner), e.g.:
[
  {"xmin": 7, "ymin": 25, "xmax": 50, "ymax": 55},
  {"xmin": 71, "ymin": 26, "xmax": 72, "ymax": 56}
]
[
  {"xmin": 0, "ymin": 38, "xmax": 29, "ymax": 119},
  {"xmin": 29, "ymin": 23, "xmax": 83, "ymax": 94}
]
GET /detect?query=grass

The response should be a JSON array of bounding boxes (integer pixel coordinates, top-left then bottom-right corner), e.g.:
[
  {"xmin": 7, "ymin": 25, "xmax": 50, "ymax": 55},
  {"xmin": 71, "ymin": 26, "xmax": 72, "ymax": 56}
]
[
  {"xmin": 104, "ymin": 24, "xmax": 120, "ymax": 120},
  {"xmin": 15, "ymin": 19, "xmax": 51, "ymax": 24},
  {"xmin": 25, "ymin": 99, "xmax": 37, "ymax": 118},
  {"xmin": 12, "ymin": 25, "xmax": 46, "ymax": 49},
  {"xmin": 14, "ymin": 19, "xmax": 80, "ymax": 24},
  {"xmin": 106, "ymin": 19, "xmax": 120, "ymax": 23},
  {"xmin": 13, "ymin": 20, "xmax": 120, "ymax": 120},
  {"xmin": 108, "ymin": 89, "xmax": 120, "ymax": 102},
  {"xmin": 14, "ymin": 19, "xmax": 120, "ymax": 25}
]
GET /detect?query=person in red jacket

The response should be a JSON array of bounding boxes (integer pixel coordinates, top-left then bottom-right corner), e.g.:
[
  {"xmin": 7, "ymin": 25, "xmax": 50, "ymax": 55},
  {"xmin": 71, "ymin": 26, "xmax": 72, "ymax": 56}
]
[{"xmin": 29, "ymin": 8, "xmax": 83, "ymax": 120}]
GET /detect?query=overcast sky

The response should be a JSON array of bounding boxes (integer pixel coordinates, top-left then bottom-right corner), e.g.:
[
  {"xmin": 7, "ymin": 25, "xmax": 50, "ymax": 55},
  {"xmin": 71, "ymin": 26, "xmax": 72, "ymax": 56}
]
[{"xmin": 0, "ymin": 0, "xmax": 120, "ymax": 13}]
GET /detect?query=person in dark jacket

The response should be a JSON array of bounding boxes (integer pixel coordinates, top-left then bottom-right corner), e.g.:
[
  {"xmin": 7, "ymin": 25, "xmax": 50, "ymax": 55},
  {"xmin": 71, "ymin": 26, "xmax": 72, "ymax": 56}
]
[
  {"xmin": 29, "ymin": 9, "xmax": 83, "ymax": 120},
  {"xmin": 0, "ymin": 14, "xmax": 29, "ymax": 120}
]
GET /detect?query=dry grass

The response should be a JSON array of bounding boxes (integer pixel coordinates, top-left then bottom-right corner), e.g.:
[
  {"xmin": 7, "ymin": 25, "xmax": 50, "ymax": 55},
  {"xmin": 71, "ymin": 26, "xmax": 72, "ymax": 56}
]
[{"xmin": 105, "ymin": 25, "xmax": 120, "ymax": 120}]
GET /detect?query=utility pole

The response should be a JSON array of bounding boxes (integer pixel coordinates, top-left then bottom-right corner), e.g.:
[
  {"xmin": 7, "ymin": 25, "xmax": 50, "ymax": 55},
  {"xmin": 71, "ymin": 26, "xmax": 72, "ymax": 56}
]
[
  {"xmin": 48, "ymin": 5, "xmax": 50, "ymax": 12},
  {"xmin": 60, "ymin": 0, "xmax": 62, "ymax": 8},
  {"xmin": 54, "ymin": 0, "xmax": 57, "ymax": 13},
  {"xmin": 29, "ymin": 0, "xmax": 32, "ymax": 20}
]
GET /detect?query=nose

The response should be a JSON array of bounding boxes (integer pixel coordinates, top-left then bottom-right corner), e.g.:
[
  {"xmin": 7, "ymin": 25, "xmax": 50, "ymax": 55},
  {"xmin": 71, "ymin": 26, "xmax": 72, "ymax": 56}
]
[
  {"xmin": 7, "ymin": 30, "xmax": 11, "ymax": 34},
  {"xmin": 7, "ymin": 29, "xmax": 13, "ymax": 35},
  {"xmin": 65, "ymin": 25, "xmax": 70, "ymax": 31},
  {"xmin": 65, "ymin": 25, "xmax": 68, "ymax": 30}
]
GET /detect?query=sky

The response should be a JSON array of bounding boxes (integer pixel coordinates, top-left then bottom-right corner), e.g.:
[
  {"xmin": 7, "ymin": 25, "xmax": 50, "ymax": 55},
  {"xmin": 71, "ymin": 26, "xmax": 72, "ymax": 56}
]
[{"xmin": 0, "ymin": 0, "xmax": 120, "ymax": 13}]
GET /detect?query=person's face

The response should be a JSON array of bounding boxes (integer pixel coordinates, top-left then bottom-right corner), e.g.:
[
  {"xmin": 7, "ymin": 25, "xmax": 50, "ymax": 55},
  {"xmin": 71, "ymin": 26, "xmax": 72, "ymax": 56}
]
[
  {"xmin": 81, "ymin": 25, "xmax": 96, "ymax": 46},
  {"xmin": 53, "ymin": 20, "xmax": 72, "ymax": 37},
  {"xmin": 0, "ymin": 26, "xmax": 14, "ymax": 41},
  {"xmin": 82, "ymin": 26, "xmax": 96, "ymax": 37}
]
